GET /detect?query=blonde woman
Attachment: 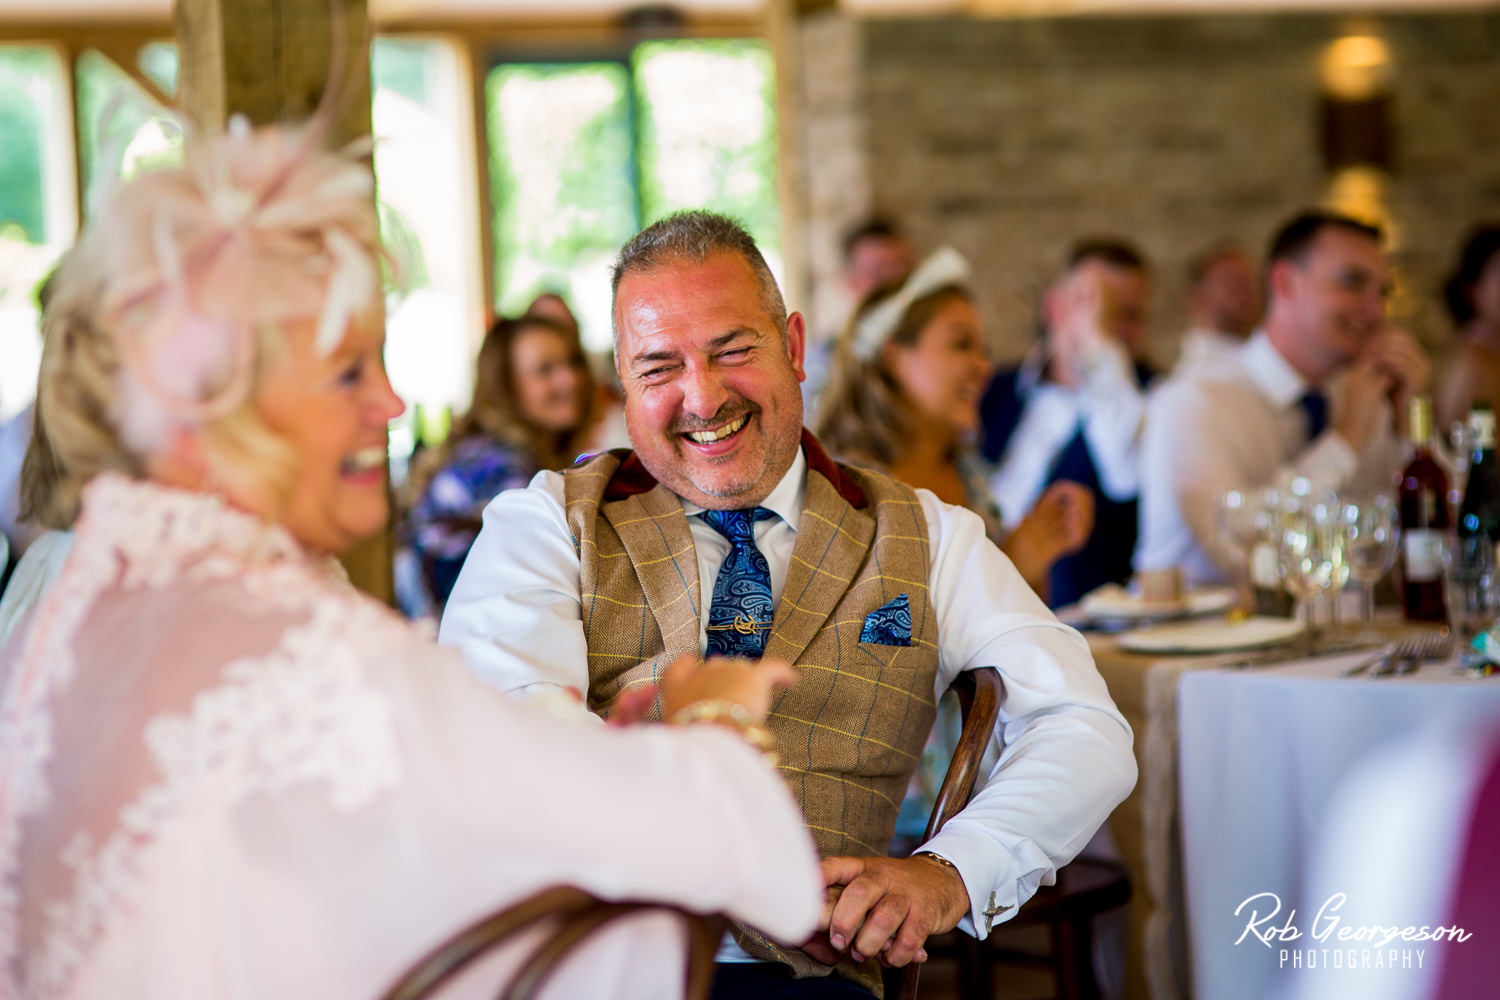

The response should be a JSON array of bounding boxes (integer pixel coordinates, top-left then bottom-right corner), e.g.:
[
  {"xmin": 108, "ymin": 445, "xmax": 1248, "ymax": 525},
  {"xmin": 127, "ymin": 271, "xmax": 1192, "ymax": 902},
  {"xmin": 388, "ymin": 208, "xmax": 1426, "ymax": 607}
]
[
  {"xmin": 0, "ymin": 120, "xmax": 820, "ymax": 998},
  {"xmin": 814, "ymin": 248, "xmax": 1093, "ymax": 604}
]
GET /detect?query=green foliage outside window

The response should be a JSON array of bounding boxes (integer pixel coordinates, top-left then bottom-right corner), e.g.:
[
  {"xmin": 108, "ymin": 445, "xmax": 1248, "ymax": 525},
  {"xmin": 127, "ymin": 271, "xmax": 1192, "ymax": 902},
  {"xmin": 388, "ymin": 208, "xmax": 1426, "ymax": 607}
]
[
  {"xmin": 75, "ymin": 49, "xmax": 183, "ymax": 219},
  {"xmin": 484, "ymin": 39, "xmax": 779, "ymax": 348},
  {"xmin": 486, "ymin": 62, "xmax": 638, "ymax": 319},
  {"xmin": 634, "ymin": 39, "xmax": 780, "ymax": 257},
  {"xmin": 0, "ymin": 47, "xmax": 53, "ymax": 244}
]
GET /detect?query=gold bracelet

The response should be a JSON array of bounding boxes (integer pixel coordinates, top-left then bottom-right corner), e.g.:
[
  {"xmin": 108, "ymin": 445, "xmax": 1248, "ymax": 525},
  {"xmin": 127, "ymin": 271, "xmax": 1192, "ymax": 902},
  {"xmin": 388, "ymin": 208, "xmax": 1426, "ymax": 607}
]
[{"xmin": 670, "ymin": 700, "xmax": 778, "ymax": 762}]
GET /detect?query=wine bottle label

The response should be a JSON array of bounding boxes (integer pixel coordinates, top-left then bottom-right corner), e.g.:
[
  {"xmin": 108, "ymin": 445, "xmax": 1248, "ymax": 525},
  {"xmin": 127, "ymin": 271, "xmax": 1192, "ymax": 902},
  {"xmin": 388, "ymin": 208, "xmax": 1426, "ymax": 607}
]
[
  {"xmin": 1472, "ymin": 409, "xmax": 1497, "ymax": 450},
  {"xmin": 1251, "ymin": 540, "xmax": 1281, "ymax": 588},
  {"xmin": 1403, "ymin": 530, "xmax": 1444, "ymax": 582}
]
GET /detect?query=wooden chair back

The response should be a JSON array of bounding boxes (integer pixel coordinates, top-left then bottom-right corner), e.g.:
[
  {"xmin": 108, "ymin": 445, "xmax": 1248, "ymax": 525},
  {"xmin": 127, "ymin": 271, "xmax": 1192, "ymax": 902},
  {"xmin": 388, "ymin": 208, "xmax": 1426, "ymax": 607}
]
[
  {"xmin": 896, "ymin": 666, "xmax": 1004, "ymax": 1000},
  {"xmin": 380, "ymin": 885, "xmax": 724, "ymax": 1000}
]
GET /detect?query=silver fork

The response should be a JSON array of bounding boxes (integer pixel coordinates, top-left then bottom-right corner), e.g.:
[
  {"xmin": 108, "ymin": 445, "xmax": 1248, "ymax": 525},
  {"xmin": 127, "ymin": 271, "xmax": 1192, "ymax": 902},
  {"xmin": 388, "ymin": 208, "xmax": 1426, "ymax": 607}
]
[
  {"xmin": 1343, "ymin": 638, "xmax": 1414, "ymax": 678},
  {"xmin": 1386, "ymin": 631, "xmax": 1455, "ymax": 677}
]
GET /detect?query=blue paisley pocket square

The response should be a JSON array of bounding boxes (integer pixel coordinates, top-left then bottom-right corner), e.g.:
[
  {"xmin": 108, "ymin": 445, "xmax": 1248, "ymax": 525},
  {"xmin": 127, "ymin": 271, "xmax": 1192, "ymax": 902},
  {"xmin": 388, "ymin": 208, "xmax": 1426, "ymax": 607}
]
[{"xmin": 860, "ymin": 593, "xmax": 912, "ymax": 646}]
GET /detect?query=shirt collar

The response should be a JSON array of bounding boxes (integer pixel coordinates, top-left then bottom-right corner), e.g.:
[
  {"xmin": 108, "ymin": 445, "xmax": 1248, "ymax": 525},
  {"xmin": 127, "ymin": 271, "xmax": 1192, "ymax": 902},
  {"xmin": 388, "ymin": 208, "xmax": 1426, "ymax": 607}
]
[
  {"xmin": 680, "ymin": 447, "xmax": 806, "ymax": 533},
  {"xmin": 1239, "ymin": 329, "xmax": 1314, "ymax": 410}
]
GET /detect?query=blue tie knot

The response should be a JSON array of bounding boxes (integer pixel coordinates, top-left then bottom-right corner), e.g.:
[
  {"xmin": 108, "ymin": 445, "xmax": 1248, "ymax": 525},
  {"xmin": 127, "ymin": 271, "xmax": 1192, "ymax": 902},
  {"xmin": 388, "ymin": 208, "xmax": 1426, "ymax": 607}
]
[{"xmin": 700, "ymin": 507, "xmax": 775, "ymax": 543}]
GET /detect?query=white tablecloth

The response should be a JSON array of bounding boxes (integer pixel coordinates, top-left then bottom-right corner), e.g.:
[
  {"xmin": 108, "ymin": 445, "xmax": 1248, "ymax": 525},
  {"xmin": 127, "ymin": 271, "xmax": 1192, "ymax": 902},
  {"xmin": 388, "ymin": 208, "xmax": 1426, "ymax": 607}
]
[{"xmin": 1179, "ymin": 653, "xmax": 1500, "ymax": 1000}]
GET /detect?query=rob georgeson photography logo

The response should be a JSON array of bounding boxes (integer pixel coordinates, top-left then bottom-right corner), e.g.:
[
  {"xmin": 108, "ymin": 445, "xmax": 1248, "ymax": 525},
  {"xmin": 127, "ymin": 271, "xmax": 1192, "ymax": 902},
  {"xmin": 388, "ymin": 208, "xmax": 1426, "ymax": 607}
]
[{"xmin": 1235, "ymin": 892, "xmax": 1472, "ymax": 971}]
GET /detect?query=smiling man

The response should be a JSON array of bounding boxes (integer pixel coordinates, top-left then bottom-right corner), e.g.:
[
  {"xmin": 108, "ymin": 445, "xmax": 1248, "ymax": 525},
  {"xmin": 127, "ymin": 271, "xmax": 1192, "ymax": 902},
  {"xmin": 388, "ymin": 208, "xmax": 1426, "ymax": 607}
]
[
  {"xmin": 440, "ymin": 211, "xmax": 1134, "ymax": 999},
  {"xmin": 1136, "ymin": 209, "xmax": 1433, "ymax": 583}
]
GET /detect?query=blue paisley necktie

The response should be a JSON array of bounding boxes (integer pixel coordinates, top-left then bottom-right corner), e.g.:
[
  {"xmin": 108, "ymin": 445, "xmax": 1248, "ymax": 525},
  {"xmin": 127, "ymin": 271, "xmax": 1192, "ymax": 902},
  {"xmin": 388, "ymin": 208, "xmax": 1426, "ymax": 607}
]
[{"xmin": 700, "ymin": 507, "xmax": 778, "ymax": 658}]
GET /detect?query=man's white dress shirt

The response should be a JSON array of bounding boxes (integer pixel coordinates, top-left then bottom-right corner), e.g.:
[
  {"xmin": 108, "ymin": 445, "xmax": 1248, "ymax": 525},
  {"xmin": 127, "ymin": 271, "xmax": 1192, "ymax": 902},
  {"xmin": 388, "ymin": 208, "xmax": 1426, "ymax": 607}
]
[
  {"xmin": 1173, "ymin": 327, "xmax": 1247, "ymax": 375},
  {"xmin": 1136, "ymin": 331, "xmax": 1405, "ymax": 584},
  {"xmin": 440, "ymin": 445, "xmax": 1136, "ymax": 946},
  {"xmin": 989, "ymin": 342, "xmax": 1146, "ymax": 530}
]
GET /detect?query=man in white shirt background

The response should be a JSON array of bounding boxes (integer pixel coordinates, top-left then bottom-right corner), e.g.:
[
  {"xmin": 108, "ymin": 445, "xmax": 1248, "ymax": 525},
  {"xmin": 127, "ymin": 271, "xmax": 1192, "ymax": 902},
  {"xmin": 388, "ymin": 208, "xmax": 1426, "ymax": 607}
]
[
  {"xmin": 803, "ymin": 215, "xmax": 918, "ymax": 413},
  {"xmin": 1173, "ymin": 241, "xmax": 1262, "ymax": 374},
  {"xmin": 979, "ymin": 238, "xmax": 1156, "ymax": 608},
  {"xmin": 1136, "ymin": 209, "xmax": 1431, "ymax": 584},
  {"xmin": 440, "ymin": 211, "xmax": 1135, "ymax": 998}
]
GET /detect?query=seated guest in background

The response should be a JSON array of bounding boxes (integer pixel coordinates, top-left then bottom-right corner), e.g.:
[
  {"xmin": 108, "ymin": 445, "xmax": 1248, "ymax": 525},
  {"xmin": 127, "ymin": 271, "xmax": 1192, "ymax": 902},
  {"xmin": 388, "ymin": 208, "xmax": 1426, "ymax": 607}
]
[
  {"xmin": 406, "ymin": 312, "xmax": 593, "ymax": 608},
  {"xmin": 442, "ymin": 211, "xmax": 1135, "ymax": 999},
  {"xmin": 1435, "ymin": 222, "xmax": 1500, "ymax": 430},
  {"xmin": 526, "ymin": 289, "xmax": 581, "ymax": 338},
  {"xmin": 804, "ymin": 215, "xmax": 919, "ymax": 411},
  {"xmin": 1173, "ymin": 241, "xmax": 1262, "ymax": 373},
  {"xmin": 980, "ymin": 238, "xmax": 1155, "ymax": 608},
  {"xmin": 813, "ymin": 246, "xmax": 1093, "ymax": 601},
  {"xmin": 1136, "ymin": 210, "xmax": 1429, "ymax": 583},
  {"xmin": 841, "ymin": 216, "xmax": 916, "ymax": 306},
  {"xmin": 0, "ymin": 121, "xmax": 823, "ymax": 999}
]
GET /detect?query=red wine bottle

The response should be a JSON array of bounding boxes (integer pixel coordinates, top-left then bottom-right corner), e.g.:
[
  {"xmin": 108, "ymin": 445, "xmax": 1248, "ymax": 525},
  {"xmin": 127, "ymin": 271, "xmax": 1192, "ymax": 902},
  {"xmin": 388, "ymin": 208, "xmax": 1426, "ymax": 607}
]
[{"xmin": 1399, "ymin": 395, "xmax": 1449, "ymax": 621}]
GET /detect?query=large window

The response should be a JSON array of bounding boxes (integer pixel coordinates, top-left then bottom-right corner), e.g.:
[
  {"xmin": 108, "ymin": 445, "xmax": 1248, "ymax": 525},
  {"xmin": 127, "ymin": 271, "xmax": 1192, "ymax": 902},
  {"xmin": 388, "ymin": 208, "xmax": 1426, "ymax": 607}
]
[
  {"xmin": 485, "ymin": 38, "xmax": 780, "ymax": 354},
  {"xmin": 75, "ymin": 48, "xmax": 184, "ymax": 219},
  {"xmin": 0, "ymin": 44, "xmax": 72, "ymax": 421},
  {"xmin": 0, "ymin": 33, "xmax": 779, "ymax": 441},
  {"xmin": 371, "ymin": 37, "xmax": 482, "ymax": 464}
]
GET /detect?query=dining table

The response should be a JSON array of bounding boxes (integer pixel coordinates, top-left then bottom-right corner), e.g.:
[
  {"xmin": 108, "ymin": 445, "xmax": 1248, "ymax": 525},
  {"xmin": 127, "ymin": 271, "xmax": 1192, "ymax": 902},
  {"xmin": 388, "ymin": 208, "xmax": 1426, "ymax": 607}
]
[
  {"xmin": 1177, "ymin": 646, "xmax": 1500, "ymax": 1000},
  {"xmin": 1077, "ymin": 608, "xmax": 1500, "ymax": 1000}
]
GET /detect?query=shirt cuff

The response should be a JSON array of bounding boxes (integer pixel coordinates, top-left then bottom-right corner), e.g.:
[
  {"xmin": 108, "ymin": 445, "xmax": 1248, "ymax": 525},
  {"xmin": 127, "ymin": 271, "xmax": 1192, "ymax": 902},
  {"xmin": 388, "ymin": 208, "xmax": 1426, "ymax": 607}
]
[
  {"xmin": 1299, "ymin": 430, "xmax": 1359, "ymax": 491},
  {"xmin": 918, "ymin": 823, "xmax": 1022, "ymax": 939}
]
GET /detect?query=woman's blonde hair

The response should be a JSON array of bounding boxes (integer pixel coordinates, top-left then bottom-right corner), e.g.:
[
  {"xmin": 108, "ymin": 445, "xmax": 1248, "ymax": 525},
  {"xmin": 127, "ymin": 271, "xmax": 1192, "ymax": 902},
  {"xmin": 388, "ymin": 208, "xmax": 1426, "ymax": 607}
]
[
  {"xmin": 812, "ymin": 281, "xmax": 972, "ymax": 466},
  {"xmin": 34, "ymin": 120, "xmax": 382, "ymax": 526}
]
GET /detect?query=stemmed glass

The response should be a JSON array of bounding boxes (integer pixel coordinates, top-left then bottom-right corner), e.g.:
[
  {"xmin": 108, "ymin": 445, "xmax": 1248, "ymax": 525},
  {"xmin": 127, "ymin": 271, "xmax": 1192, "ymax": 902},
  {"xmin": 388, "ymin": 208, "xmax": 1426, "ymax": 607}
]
[
  {"xmin": 1339, "ymin": 494, "xmax": 1400, "ymax": 635},
  {"xmin": 1219, "ymin": 487, "xmax": 1282, "ymax": 613},
  {"xmin": 1277, "ymin": 495, "xmax": 1350, "ymax": 644}
]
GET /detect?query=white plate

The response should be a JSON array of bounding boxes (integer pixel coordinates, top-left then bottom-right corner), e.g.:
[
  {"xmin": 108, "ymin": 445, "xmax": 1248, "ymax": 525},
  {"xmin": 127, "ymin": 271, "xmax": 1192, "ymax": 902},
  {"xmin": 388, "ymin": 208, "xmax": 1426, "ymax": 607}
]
[
  {"xmin": 1077, "ymin": 584, "xmax": 1236, "ymax": 622},
  {"xmin": 1116, "ymin": 616, "xmax": 1305, "ymax": 654}
]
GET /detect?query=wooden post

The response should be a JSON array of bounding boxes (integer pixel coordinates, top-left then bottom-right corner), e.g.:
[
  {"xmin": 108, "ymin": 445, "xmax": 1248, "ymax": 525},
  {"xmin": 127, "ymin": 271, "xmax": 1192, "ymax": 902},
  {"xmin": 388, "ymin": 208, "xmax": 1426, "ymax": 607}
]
[{"xmin": 173, "ymin": 0, "xmax": 395, "ymax": 605}]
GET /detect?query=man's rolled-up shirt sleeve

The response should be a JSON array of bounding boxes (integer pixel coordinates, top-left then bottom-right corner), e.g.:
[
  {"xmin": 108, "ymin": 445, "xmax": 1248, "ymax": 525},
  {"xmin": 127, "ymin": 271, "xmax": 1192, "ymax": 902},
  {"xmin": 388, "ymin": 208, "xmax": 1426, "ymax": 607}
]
[
  {"xmin": 438, "ymin": 470, "xmax": 593, "ymax": 698},
  {"xmin": 913, "ymin": 491, "xmax": 1136, "ymax": 937}
]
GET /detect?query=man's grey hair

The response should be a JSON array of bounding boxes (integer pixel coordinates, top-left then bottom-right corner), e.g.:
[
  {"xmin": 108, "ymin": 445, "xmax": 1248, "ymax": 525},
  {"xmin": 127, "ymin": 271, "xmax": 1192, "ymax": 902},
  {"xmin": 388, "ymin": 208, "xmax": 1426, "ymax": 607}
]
[{"xmin": 610, "ymin": 211, "xmax": 789, "ymax": 354}]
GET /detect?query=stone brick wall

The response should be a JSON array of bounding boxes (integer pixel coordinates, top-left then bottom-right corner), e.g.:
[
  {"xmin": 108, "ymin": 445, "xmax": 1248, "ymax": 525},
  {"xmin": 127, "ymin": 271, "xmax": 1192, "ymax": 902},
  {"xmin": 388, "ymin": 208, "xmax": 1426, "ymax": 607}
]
[{"xmin": 792, "ymin": 10, "xmax": 1500, "ymax": 369}]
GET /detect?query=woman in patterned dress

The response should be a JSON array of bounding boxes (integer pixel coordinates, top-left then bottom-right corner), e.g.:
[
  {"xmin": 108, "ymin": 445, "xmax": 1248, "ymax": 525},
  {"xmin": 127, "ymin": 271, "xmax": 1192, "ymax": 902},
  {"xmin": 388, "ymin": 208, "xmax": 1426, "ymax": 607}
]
[{"xmin": 405, "ymin": 312, "xmax": 594, "ymax": 608}]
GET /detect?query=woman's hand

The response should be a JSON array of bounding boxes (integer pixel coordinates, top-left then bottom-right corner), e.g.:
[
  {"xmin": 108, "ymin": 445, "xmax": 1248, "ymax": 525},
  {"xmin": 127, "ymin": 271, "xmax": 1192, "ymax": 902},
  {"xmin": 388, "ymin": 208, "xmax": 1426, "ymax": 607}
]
[
  {"xmin": 1001, "ymin": 481, "xmax": 1095, "ymax": 597},
  {"xmin": 660, "ymin": 652, "xmax": 797, "ymax": 727}
]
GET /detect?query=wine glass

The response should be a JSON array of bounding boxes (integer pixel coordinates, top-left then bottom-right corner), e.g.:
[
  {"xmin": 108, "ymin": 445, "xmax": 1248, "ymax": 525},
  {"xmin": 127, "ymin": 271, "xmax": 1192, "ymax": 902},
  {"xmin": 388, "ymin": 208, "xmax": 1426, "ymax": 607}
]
[
  {"xmin": 1277, "ymin": 497, "xmax": 1349, "ymax": 644},
  {"xmin": 1444, "ymin": 536, "xmax": 1500, "ymax": 647},
  {"xmin": 1339, "ymin": 494, "xmax": 1400, "ymax": 638},
  {"xmin": 1219, "ymin": 489, "xmax": 1263, "ymax": 610},
  {"xmin": 1219, "ymin": 486, "xmax": 1288, "ymax": 616}
]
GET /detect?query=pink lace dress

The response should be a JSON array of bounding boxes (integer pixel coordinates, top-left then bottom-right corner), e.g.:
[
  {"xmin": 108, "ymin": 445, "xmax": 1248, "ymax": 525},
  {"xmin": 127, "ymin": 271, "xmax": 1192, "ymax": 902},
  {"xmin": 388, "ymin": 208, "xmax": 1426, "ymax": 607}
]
[{"xmin": 0, "ymin": 474, "xmax": 820, "ymax": 999}]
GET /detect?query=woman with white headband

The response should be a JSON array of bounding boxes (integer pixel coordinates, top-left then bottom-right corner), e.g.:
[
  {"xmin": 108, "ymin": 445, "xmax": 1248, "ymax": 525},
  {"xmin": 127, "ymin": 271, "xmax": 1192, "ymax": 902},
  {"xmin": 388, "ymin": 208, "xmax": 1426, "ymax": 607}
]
[
  {"xmin": 0, "ymin": 120, "xmax": 821, "ymax": 999},
  {"xmin": 813, "ymin": 246, "xmax": 1093, "ymax": 601}
]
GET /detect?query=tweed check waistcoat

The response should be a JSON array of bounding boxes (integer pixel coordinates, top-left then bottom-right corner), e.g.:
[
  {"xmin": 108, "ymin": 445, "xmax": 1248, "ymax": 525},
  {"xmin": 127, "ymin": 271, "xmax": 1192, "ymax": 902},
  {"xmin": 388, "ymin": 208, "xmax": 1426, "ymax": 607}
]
[{"xmin": 563, "ymin": 433, "xmax": 940, "ymax": 995}]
